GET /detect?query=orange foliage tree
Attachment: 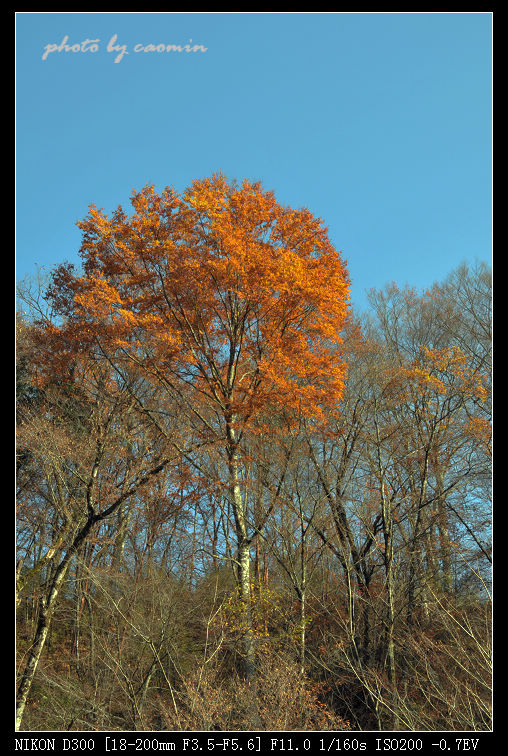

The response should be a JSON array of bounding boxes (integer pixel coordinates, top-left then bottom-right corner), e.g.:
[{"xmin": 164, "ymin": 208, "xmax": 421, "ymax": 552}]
[{"xmin": 45, "ymin": 174, "xmax": 351, "ymax": 678}]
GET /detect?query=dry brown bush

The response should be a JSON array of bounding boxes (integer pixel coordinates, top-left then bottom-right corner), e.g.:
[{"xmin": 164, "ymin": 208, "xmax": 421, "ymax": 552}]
[{"xmin": 154, "ymin": 648, "xmax": 350, "ymax": 731}]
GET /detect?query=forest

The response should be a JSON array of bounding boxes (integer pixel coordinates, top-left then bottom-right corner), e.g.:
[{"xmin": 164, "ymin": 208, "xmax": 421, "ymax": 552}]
[{"xmin": 16, "ymin": 175, "xmax": 492, "ymax": 732}]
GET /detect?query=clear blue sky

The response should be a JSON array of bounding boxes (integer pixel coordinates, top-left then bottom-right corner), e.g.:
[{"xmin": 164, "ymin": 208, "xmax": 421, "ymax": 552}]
[{"xmin": 16, "ymin": 12, "xmax": 492, "ymax": 312}]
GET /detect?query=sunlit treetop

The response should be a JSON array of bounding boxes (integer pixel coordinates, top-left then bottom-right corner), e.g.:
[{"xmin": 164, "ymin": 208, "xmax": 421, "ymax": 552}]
[{"xmin": 44, "ymin": 174, "xmax": 351, "ymax": 431}]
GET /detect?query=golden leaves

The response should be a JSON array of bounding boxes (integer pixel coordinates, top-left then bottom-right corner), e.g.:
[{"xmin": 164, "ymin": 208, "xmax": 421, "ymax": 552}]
[
  {"xmin": 46, "ymin": 174, "xmax": 352, "ymax": 431},
  {"xmin": 418, "ymin": 345, "xmax": 489, "ymax": 402},
  {"xmin": 464, "ymin": 416, "xmax": 492, "ymax": 454}
]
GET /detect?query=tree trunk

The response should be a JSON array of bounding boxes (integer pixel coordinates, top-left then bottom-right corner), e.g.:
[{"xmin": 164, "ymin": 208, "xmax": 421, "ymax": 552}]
[
  {"xmin": 112, "ymin": 501, "xmax": 131, "ymax": 569},
  {"xmin": 299, "ymin": 521, "xmax": 307, "ymax": 676},
  {"xmin": 16, "ymin": 597, "xmax": 52, "ymax": 730},
  {"xmin": 383, "ymin": 502, "xmax": 398, "ymax": 729},
  {"xmin": 374, "ymin": 404, "xmax": 399, "ymax": 729},
  {"xmin": 17, "ymin": 552, "xmax": 73, "ymax": 728},
  {"xmin": 224, "ymin": 429, "xmax": 262, "ymax": 739},
  {"xmin": 226, "ymin": 419, "xmax": 256, "ymax": 680},
  {"xmin": 16, "ymin": 514, "xmax": 95, "ymax": 729},
  {"xmin": 436, "ymin": 468, "xmax": 453, "ymax": 593},
  {"xmin": 299, "ymin": 586, "xmax": 306, "ymax": 677},
  {"xmin": 237, "ymin": 539, "xmax": 256, "ymax": 679}
]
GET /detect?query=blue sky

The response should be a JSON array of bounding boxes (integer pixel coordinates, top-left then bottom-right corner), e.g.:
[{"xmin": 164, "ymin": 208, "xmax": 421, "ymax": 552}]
[{"xmin": 16, "ymin": 12, "xmax": 492, "ymax": 312}]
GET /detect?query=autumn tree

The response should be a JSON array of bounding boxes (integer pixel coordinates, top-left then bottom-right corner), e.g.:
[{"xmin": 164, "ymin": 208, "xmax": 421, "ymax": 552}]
[
  {"xmin": 41, "ymin": 174, "xmax": 351, "ymax": 683},
  {"xmin": 288, "ymin": 273, "xmax": 491, "ymax": 729},
  {"xmin": 16, "ymin": 255, "xmax": 491, "ymax": 731},
  {"xmin": 331, "ymin": 274, "xmax": 491, "ymax": 728},
  {"xmin": 367, "ymin": 274, "xmax": 491, "ymax": 601},
  {"xmin": 15, "ymin": 314, "xmax": 193, "ymax": 730}
]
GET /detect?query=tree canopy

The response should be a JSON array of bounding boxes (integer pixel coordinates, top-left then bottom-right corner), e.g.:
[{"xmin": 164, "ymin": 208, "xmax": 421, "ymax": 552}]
[
  {"xmin": 46, "ymin": 174, "xmax": 350, "ymax": 434},
  {"xmin": 16, "ymin": 177, "xmax": 491, "ymax": 733}
]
